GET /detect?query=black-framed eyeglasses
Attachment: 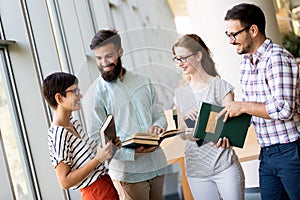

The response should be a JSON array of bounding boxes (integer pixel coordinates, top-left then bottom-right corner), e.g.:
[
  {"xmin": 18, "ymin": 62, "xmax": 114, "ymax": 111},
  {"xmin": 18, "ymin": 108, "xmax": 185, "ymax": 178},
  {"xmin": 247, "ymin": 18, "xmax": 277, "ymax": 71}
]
[
  {"xmin": 172, "ymin": 53, "xmax": 195, "ymax": 64},
  {"xmin": 225, "ymin": 25, "xmax": 251, "ymax": 41},
  {"xmin": 60, "ymin": 88, "xmax": 80, "ymax": 96}
]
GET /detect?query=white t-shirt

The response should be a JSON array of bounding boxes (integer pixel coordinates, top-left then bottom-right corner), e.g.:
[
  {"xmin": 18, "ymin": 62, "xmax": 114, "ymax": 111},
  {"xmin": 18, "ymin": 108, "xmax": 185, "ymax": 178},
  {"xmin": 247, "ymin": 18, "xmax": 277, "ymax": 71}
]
[{"xmin": 175, "ymin": 77, "xmax": 239, "ymax": 178}]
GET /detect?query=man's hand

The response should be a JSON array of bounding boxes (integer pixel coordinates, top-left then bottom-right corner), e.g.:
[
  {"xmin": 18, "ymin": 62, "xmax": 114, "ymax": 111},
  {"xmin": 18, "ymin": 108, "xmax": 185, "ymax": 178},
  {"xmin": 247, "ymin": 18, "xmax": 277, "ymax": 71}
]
[
  {"xmin": 148, "ymin": 125, "xmax": 165, "ymax": 135},
  {"xmin": 224, "ymin": 101, "xmax": 244, "ymax": 121},
  {"xmin": 216, "ymin": 102, "xmax": 244, "ymax": 122},
  {"xmin": 135, "ymin": 145, "xmax": 157, "ymax": 156},
  {"xmin": 215, "ymin": 108, "xmax": 227, "ymax": 122},
  {"xmin": 113, "ymin": 136, "xmax": 121, "ymax": 149}
]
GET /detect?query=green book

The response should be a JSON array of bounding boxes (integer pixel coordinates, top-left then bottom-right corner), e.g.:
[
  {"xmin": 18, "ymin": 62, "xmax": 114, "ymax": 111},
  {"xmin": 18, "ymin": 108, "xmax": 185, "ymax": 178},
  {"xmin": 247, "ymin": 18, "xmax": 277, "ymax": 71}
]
[{"xmin": 193, "ymin": 102, "xmax": 252, "ymax": 148}]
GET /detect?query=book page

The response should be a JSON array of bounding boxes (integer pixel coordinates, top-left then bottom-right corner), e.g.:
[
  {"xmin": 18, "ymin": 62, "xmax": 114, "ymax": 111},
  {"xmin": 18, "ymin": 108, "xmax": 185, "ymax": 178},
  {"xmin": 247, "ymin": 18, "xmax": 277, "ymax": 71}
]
[
  {"xmin": 130, "ymin": 132, "xmax": 159, "ymax": 140},
  {"xmin": 102, "ymin": 115, "xmax": 113, "ymax": 130},
  {"xmin": 134, "ymin": 132, "xmax": 156, "ymax": 136}
]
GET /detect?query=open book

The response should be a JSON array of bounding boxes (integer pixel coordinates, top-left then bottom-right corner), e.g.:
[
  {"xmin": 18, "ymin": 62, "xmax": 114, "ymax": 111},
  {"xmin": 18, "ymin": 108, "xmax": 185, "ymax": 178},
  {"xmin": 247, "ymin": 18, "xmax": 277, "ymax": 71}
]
[
  {"xmin": 122, "ymin": 129, "xmax": 184, "ymax": 148},
  {"xmin": 193, "ymin": 102, "xmax": 252, "ymax": 148}
]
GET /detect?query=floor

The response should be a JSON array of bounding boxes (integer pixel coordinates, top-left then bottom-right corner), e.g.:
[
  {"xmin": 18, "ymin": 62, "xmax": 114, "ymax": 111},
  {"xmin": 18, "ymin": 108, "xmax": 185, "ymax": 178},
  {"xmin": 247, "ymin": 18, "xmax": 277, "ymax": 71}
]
[
  {"xmin": 164, "ymin": 187, "xmax": 261, "ymax": 200},
  {"xmin": 245, "ymin": 187, "xmax": 261, "ymax": 200}
]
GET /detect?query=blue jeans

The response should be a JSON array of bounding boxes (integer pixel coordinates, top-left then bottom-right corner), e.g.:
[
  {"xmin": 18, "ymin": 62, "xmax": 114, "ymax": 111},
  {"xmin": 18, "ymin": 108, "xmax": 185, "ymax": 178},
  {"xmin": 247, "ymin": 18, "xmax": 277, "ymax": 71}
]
[{"xmin": 259, "ymin": 139, "xmax": 300, "ymax": 200}]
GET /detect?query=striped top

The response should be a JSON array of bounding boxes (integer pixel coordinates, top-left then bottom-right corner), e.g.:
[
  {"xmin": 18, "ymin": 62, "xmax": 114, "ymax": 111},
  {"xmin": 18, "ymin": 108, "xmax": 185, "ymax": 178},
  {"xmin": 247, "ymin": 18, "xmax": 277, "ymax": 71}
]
[
  {"xmin": 48, "ymin": 117, "xmax": 108, "ymax": 190},
  {"xmin": 240, "ymin": 38, "xmax": 300, "ymax": 147}
]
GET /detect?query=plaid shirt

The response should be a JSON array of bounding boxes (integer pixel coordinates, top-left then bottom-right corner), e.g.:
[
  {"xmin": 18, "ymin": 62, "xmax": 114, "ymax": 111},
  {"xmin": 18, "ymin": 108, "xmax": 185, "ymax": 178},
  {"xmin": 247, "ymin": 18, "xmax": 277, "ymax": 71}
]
[{"xmin": 240, "ymin": 38, "xmax": 300, "ymax": 147}]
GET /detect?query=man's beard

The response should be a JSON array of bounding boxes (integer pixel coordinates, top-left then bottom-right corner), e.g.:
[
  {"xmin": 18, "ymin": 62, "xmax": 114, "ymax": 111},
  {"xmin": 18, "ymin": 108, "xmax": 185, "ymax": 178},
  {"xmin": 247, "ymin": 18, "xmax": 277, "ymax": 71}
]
[
  {"xmin": 235, "ymin": 35, "xmax": 252, "ymax": 55},
  {"xmin": 99, "ymin": 57, "xmax": 123, "ymax": 82},
  {"xmin": 236, "ymin": 43, "xmax": 252, "ymax": 55}
]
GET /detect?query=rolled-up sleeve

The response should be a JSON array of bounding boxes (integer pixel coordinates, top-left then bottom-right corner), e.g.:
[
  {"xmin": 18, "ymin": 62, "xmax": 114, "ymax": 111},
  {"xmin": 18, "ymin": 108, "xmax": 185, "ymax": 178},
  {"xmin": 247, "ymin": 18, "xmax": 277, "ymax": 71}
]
[{"xmin": 265, "ymin": 53, "xmax": 298, "ymax": 120}]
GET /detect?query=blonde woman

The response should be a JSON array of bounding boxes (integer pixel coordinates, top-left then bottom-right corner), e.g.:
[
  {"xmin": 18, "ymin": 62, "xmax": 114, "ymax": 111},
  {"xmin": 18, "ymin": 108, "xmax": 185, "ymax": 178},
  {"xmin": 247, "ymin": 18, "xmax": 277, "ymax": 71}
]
[{"xmin": 172, "ymin": 34, "xmax": 245, "ymax": 200}]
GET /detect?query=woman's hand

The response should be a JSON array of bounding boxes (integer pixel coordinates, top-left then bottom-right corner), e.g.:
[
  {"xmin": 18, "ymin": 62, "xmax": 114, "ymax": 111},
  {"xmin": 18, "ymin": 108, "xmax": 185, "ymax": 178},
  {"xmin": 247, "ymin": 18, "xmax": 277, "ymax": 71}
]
[
  {"xmin": 210, "ymin": 137, "xmax": 230, "ymax": 148},
  {"xmin": 95, "ymin": 141, "xmax": 113, "ymax": 163}
]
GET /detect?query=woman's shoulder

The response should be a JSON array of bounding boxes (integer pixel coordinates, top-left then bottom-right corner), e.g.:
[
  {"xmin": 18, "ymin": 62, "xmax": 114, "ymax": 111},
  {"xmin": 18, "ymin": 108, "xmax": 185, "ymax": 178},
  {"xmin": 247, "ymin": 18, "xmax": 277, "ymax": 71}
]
[
  {"xmin": 212, "ymin": 76, "xmax": 229, "ymax": 84},
  {"xmin": 48, "ymin": 125, "xmax": 68, "ymax": 146},
  {"xmin": 48, "ymin": 119, "xmax": 79, "ymax": 139},
  {"xmin": 211, "ymin": 77, "xmax": 234, "ymax": 89}
]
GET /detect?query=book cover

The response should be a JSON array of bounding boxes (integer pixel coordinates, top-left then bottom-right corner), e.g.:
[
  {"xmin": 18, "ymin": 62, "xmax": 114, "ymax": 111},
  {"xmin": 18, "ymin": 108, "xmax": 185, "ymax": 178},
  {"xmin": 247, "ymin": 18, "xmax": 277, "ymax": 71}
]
[
  {"xmin": 184, "ymin": 117, "xmax": 196, "ymax": 128},
  {"xmin": 122, "ymin": 129, "xmax": 184, "ymax": 148},
  {"xmin": 99, "ymin": 114, "xmax": 116, "ymax": 145},
  {"xmin": 99, "ymin": 114, "xmax": 117, "ymax": 165},
  {"xmin": 193, "ymin": 102, "xmax": 252, "ymax": 148},
  {"xmin": 121, "ymin": 138, "xmax": 159, "ymax": 148}
]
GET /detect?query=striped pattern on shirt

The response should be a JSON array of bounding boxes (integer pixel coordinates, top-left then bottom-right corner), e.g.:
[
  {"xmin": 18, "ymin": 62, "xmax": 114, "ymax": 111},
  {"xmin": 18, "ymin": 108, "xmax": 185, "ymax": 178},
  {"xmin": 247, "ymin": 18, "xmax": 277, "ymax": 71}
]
[
  {"xmin": 48, "ymin": 117, "xmax": 108, "ymax": 190},
  {"xmin": 240, "ymin": 38, "xmax": 300, "ymax": 147}
]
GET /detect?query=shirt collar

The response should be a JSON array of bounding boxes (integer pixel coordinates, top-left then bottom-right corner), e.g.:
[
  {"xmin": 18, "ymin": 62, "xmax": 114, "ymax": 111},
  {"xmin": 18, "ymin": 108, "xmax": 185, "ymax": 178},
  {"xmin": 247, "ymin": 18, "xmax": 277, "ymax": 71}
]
[{"xmin": 243, "ymin": 38, "xmax": 271, "ymax": 65}]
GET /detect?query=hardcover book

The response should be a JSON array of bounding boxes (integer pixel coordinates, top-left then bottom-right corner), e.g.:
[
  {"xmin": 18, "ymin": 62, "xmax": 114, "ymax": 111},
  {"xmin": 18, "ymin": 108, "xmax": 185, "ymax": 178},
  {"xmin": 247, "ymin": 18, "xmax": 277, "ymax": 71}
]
[
  {"xmin": 99, "ymin": 114, "xmax": 117, "ymax": 165},
  {"xmin": 193, "ymin": 102, "xmax": 252, "ymax": 148},
  {"xmin": 122, "ymin": 129, "xmax": 184, "ymax": 148},
  {"xmin": 99, "ymin": 114, "xmax": 116, "ymax": 146}
]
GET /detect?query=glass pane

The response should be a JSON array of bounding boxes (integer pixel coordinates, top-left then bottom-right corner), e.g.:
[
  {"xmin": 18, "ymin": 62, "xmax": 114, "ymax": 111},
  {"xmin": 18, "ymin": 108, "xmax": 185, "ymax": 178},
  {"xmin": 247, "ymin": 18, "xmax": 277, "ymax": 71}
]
[{"xmin": 0, "ymin": 55, "xmax": 29, "ymax": 199}]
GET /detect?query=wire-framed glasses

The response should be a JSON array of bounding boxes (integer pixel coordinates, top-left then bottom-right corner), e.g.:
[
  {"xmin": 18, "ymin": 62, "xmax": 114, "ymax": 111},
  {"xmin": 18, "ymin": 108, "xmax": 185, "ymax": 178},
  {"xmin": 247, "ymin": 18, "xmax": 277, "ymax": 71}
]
[{"xmin": 225, "ymin": 25, "xmax": 251, "ymax": 41}]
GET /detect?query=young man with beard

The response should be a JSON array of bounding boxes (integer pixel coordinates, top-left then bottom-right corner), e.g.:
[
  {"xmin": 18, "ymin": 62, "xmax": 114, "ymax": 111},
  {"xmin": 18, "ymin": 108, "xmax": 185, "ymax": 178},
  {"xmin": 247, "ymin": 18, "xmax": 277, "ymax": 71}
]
[
  {"xmin": 87, "ymin": 29, "xmax": 169, "ymax": 200},
  {"xmin": 224, "ymin": 3, "xmax": 300, "ymax": 200}
]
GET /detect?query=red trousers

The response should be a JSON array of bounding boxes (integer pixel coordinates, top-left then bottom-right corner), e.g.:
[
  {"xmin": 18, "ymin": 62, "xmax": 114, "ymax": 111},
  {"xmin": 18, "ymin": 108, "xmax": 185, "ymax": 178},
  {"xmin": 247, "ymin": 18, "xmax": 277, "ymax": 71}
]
[{"xmin": 80, "ymin": 174, "xmax": 119, "ymax": 200}]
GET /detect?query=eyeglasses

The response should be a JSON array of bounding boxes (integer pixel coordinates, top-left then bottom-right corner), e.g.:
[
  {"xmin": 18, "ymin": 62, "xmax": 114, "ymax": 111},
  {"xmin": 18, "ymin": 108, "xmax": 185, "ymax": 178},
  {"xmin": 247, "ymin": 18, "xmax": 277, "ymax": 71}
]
[
  {"xmin": 60, "ymin": 88, "xmax": 80, "ymax": 96},
  {"xmin": 225, "ymin": 25, "xmax": 251, "ymax": 41},
  {"xmin": 172, "ymin": 53, "xmax": 195, "ymax": 64}
]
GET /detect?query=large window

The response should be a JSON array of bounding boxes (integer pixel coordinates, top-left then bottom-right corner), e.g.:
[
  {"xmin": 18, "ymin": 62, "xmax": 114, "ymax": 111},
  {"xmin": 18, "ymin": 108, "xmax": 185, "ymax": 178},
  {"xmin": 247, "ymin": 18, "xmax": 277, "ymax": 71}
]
[{"xmin": 0, "ymin": 49, "xmax": 29, "ymax": 199}]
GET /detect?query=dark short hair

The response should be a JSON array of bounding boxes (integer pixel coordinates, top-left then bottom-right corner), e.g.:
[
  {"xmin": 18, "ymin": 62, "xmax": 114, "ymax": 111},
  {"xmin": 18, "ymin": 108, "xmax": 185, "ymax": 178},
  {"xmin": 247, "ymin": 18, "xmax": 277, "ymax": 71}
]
[
  {"xmin": 90, "ymin": 29, "xmax": 121, "ymax": 50},
  {"xmin": 42, "ymin": 72, "xmax": 78, "ymax": 108},
  {"xmin": 172, "ymin": 34, "xmax": 219, "ymax": 77},
  {"xmin": 224, "ymin": 3, "xmax": 266, "ymax": 35}
]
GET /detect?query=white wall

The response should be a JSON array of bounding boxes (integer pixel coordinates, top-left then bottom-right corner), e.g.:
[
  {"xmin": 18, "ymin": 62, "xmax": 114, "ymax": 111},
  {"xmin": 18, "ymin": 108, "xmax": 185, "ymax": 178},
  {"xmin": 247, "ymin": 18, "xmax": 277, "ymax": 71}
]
[{"xmin": 186, "ymin": 0, "xmax": 281, "ymax": 100}]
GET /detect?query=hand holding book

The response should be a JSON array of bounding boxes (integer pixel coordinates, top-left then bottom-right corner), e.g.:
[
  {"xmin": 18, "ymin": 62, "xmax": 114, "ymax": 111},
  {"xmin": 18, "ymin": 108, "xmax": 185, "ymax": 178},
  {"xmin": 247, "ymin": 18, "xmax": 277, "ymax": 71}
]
[
  {"xmin": 135, "ymin": 145, "xmax": 158, "ymax": 155},
  {"xmin": 214, "ymin": 107, "xmax": 227, "ymax": 122},
  {"xmin": 121, "ymin": 129, "xmax": 185, "ymax": 148},
  {"xmin": 193, "ymin": 102, "xmax": 252, "ymax": 148},
  {"xmin": 147, "ymin": 125, "xmax": 166, "ymax": 135},
  {"xmin": 214, "ymin": 137, "xmax": 230, "ymax": 148},
  {"xmin": 95, "ymin": 141, "xmax": 113, "ymax": 163},
  {"xmin": 99, "ymin": 114, "xmax": 120, "ymax": 165}
]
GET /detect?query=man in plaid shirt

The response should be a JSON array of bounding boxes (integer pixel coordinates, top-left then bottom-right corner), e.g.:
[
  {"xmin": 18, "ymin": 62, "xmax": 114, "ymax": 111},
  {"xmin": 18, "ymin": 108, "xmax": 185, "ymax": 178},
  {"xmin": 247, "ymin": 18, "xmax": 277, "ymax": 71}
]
[{"xmin": 224, "ymin": 3, "xmax": 300, "ymax": 200}]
